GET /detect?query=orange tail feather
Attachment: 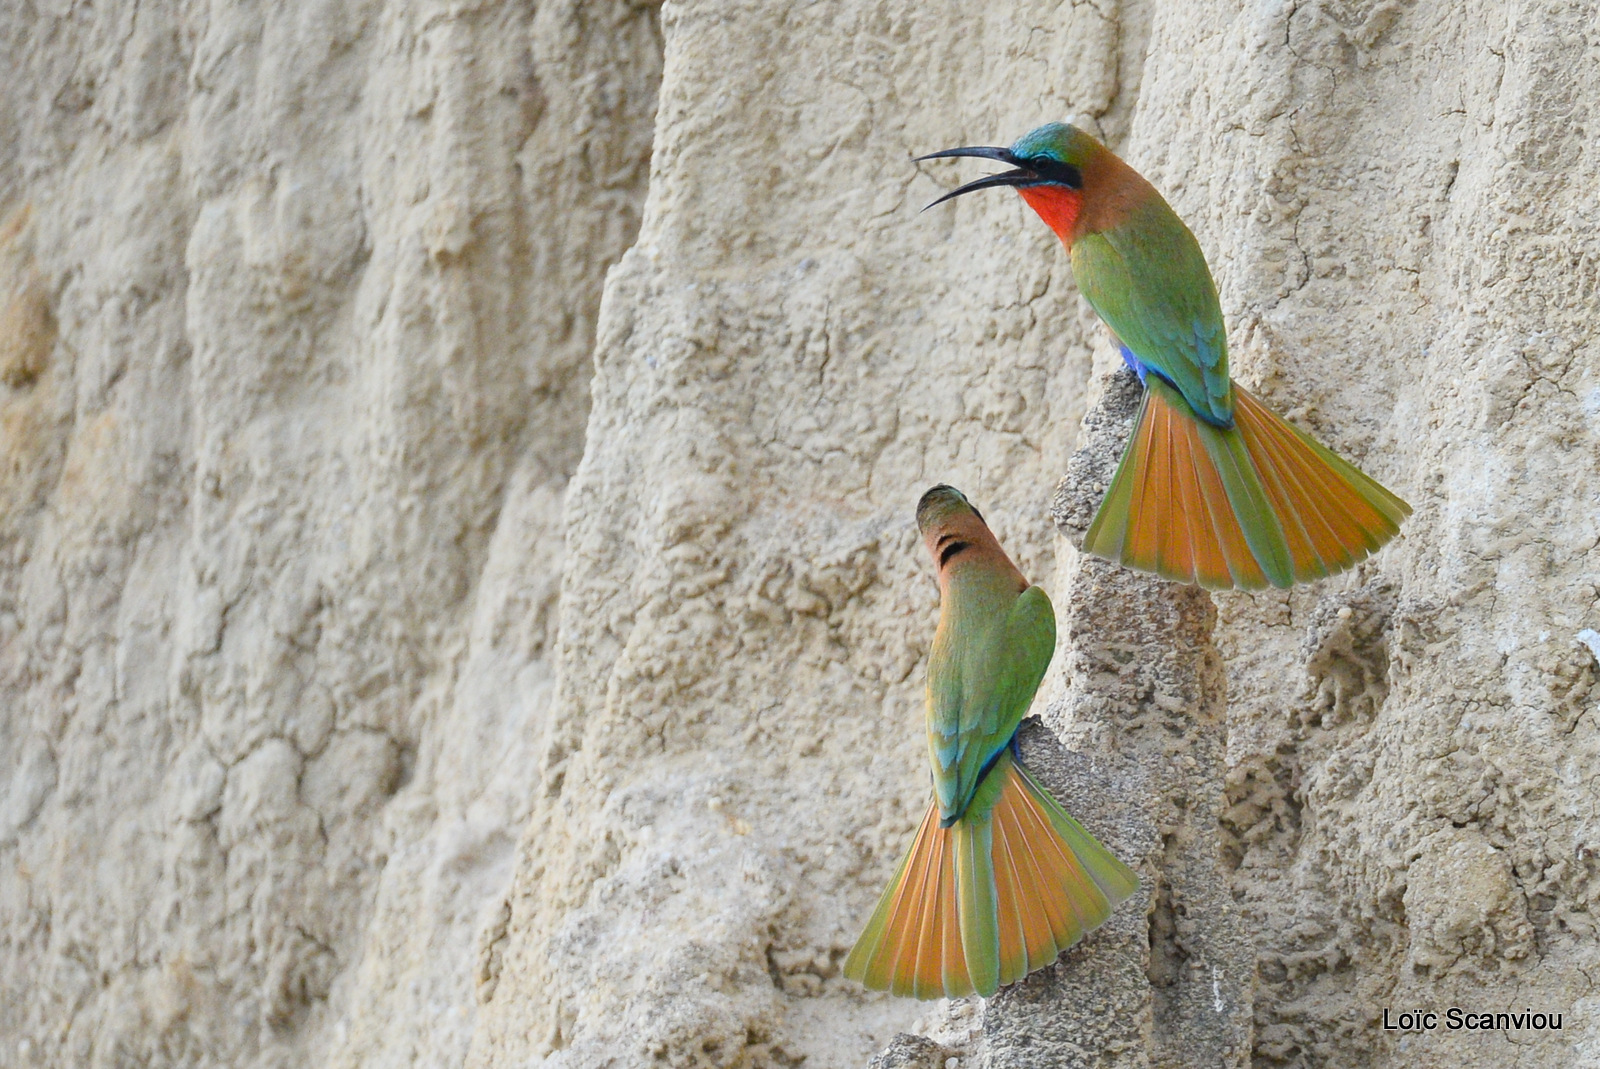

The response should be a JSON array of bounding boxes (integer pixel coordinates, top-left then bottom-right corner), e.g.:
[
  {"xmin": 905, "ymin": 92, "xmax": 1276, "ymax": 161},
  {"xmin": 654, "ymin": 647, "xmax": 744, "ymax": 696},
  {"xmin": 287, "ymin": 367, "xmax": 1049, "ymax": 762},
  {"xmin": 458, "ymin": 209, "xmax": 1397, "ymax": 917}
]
[
  {"xmin": 843, "ymin": 755, "xmax": 1136, "ymax": 999},
  {"xmin": 1083, "ymin": 380, "xmax": 1411, "ymax": 589}
]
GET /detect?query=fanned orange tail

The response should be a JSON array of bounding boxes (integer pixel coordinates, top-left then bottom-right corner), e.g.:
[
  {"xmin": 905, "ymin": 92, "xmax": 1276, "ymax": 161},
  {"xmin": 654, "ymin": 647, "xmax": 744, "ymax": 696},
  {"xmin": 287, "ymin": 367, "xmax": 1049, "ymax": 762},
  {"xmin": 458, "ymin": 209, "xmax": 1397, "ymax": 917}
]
[
  {"xmin": 1082, "ymin": 379, "xmax": 1411, "ymax": 589},
  {"xmin": 842, "ymin": 753, "xmax": 1137, "ymax": 999}
]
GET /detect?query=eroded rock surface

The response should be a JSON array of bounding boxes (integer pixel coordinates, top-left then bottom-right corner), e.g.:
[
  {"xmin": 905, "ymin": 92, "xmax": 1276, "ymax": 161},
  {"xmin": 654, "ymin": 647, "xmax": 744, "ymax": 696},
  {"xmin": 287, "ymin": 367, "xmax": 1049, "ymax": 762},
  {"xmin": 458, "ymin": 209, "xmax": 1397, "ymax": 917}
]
[
  {"xmin": 2, "ymin": 1, "xmax": 1598, "ymax": 1068},
  {"xmin": 0, "ymin": 2, "xmax": 659, "ymax": 1065}
]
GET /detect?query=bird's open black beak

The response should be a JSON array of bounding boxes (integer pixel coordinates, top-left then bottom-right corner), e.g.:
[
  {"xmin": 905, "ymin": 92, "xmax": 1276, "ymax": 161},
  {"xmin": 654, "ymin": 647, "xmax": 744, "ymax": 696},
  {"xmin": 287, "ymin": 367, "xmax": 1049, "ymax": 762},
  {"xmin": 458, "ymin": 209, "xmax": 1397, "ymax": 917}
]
[{"xmin": 915, "ymin": 146, "xmax": 1038, "ymax": 210}]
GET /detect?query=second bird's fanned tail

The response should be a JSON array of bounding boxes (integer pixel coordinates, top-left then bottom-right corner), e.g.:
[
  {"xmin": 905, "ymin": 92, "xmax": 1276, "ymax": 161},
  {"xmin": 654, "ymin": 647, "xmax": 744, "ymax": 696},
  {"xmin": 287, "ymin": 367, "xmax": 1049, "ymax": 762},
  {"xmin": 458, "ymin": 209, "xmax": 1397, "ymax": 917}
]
[
  {"xmin": 1082, "ymin": 378, "xmax": 1412, "ymax": 590},
  {"xmin": 841, "ymin": 750, "xmax": 1137, "ymax": 999}
]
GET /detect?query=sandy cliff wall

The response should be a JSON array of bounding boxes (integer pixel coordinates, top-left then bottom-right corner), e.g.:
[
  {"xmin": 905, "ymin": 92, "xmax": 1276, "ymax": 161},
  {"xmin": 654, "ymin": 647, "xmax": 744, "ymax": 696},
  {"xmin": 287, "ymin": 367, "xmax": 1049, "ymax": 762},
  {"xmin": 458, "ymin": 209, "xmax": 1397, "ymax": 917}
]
[
  {"xmin": 0, "ymin": 2, "xmax": 658, "ymax": 1065},
  {"xmin": 2, "ymin": 1, "xmax": 1597, "ymax": 1068}
]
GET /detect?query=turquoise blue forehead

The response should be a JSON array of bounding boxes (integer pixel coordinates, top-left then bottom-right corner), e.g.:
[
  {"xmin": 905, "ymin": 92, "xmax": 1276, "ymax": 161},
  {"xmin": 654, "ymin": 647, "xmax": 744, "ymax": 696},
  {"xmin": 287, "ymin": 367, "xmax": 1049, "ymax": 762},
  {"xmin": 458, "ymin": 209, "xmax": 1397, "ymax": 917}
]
[{"xmin": 1010, "ymin": 122, "xmax": 1080, "ymax": 161}]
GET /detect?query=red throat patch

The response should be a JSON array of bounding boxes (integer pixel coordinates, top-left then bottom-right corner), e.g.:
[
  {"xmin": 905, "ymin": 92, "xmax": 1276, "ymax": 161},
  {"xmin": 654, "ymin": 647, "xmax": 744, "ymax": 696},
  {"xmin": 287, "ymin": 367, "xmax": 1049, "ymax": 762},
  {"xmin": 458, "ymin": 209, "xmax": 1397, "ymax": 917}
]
[{"xmin": 1017, "ymin": 186, "xmax": 1083, "ymax": 245}]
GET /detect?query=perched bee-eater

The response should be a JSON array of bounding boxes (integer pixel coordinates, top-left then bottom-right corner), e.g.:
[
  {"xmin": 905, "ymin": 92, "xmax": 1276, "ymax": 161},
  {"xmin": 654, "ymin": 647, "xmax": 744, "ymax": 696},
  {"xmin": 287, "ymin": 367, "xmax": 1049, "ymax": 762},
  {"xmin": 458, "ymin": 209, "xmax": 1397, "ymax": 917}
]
[
  {"xmin": 920, "ymin": 124, "xmax": 1411, "ymax": 590},
  {"xmin": 843, "ymin": 486, "xmax": 1137, "ymax": 999}
]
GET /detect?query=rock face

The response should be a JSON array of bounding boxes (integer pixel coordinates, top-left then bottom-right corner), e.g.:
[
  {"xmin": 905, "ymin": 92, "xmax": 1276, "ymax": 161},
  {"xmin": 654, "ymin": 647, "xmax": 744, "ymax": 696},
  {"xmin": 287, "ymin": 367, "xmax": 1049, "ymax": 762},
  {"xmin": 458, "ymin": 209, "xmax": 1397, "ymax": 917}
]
[
  {"xmin": 0, "ymin": 1, "xmax": 660, "ymax": 1065},
  {"xmin": 2, "ymin": 1, "xmax": 1597, "ymax": 1068}
]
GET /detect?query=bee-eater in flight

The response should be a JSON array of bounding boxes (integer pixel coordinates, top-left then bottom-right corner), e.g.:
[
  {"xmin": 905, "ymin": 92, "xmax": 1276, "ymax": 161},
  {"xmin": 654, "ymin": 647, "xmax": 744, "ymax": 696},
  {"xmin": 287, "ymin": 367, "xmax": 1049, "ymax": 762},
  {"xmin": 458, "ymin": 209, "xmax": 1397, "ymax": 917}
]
[
  {"xmin": 842, "ymin": 486, "xmax": 1137, "ymax": 998},
  {"xmin": 919, "ymin": 123, "xmax": 1411, "ymax": 590}
]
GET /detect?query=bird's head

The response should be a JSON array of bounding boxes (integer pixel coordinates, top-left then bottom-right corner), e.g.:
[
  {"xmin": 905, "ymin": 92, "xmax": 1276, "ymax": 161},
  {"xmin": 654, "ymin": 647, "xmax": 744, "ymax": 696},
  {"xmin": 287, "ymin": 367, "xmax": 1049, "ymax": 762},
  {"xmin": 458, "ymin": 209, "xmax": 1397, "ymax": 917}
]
[
  {"xmin": 918, "ymin": 122, "xmax": 1106, "ymax": 243},
  {"xmin": 915, "ymin": 485, "xmax": 1018, "ymax": 581},
  {"xmin": 916, "ymin": 484, "xmax": 984, "ymax": 533}
]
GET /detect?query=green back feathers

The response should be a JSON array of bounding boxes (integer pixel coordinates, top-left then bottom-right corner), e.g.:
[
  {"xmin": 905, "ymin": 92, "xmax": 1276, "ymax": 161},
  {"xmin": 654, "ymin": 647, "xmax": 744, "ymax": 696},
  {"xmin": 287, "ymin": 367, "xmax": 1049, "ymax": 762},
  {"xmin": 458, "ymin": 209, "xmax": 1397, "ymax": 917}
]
[
  {"xmin": 1071, "ymin": 201, "xmax": 1234, "ymax": 425},
  {"xmin": 927, "ymin": 584, "xmax": 1055, "ymax": 822}
]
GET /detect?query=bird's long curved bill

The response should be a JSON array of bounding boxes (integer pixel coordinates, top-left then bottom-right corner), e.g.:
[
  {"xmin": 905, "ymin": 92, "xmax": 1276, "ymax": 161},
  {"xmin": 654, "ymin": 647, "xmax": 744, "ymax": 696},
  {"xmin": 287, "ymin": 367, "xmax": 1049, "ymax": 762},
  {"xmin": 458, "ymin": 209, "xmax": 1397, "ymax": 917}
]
[{"xmin": 915, "ymin": 146, "xmax": 1038, "ymax": 210}]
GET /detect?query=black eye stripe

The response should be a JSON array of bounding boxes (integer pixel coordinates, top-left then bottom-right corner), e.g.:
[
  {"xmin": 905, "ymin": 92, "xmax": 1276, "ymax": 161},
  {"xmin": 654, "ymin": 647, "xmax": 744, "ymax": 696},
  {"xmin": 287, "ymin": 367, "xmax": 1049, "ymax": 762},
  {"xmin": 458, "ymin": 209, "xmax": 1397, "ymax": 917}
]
[
  {"xmin": 1027, "ymin": 157, "xmax": 1082, "ymax": 189},
  {"xmin": 939, "ymin": 540, "xmax": 973, "ymax": 567}
]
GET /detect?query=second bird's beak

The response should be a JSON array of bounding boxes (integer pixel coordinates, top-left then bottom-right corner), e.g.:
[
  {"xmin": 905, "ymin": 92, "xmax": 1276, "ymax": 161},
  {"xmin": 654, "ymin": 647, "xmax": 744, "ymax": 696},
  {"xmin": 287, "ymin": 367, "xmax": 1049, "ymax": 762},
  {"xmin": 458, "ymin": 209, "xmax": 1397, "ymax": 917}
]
[{"xmin": 915, "ymin": 146, "xmax": 1038, "ymax": 209}]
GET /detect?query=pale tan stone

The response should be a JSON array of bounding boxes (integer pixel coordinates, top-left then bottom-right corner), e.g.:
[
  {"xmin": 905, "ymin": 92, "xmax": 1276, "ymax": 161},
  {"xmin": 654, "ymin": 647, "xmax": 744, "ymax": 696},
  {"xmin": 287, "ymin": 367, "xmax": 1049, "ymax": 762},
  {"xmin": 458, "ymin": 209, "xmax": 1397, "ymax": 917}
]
[{"xmin": 3, "ymin": 0, "xmax": 1598, "ymax": 1067}]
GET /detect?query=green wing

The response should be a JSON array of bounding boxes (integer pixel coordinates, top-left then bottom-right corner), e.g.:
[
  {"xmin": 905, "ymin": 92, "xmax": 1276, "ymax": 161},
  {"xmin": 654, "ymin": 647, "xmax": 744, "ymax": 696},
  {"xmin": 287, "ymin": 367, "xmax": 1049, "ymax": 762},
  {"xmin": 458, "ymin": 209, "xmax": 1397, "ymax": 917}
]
[
  {"xmin": 1070, "ymin": 199, "xmax": 1234, "ymax": 425},
  {"xmin": 927, "ymin": 585, "xmax": 1057, "ymax": 822}
]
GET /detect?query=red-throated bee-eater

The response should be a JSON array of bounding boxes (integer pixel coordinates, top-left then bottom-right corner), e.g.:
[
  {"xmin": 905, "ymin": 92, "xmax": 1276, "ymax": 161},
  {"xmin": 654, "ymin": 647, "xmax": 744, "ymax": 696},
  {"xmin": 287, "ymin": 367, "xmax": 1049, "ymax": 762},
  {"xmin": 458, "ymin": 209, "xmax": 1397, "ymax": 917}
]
[
  {"xmin": 842, "ymin": 486, "xmax": 1137, "ymax": 998},
  {"xmin": 919, "ymin": 124, "xmax": 1411, "ymax": 590}
]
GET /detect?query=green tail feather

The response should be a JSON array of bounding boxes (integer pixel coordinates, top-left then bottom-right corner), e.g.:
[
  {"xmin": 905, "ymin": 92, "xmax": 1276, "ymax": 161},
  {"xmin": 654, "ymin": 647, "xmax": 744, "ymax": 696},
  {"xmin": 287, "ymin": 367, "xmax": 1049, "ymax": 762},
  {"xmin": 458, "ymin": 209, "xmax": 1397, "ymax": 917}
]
[
  {"xmin": 953, "ymin": 818, "xmax": 1000, "ymax": 996},
  {"xmin": 1183, "ymin": 390, "xmax": 1293, "ymax": 589},
  {"xmin": 956, "ymin": 750, "xmax": 1009, "ymax": 996}
]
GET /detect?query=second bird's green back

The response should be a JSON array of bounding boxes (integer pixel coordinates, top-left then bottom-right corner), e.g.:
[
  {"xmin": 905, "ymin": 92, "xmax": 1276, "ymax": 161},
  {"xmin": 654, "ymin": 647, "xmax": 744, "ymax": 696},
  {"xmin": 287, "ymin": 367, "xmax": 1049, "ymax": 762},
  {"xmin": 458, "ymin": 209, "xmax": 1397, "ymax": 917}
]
[{"xmin": 926, "ymin": 581, "xmax": 1056, "ymax": 823}]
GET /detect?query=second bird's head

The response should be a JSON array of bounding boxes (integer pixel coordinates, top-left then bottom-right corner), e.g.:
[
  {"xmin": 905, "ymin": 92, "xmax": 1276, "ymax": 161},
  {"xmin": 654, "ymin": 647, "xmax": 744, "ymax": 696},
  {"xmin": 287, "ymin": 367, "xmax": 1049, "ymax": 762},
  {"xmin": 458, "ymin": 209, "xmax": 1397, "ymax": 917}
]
[
  {"xmin": 918, "ymin": 122, "xmax": 1107, "ymax": 242},
  {"xmin": 916, "ymin": 486, "xmax": 1030, "ymax": 588},
  {"xmin": 916, "ymin": 485, "xmax": 996, "ymax": 574}
]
